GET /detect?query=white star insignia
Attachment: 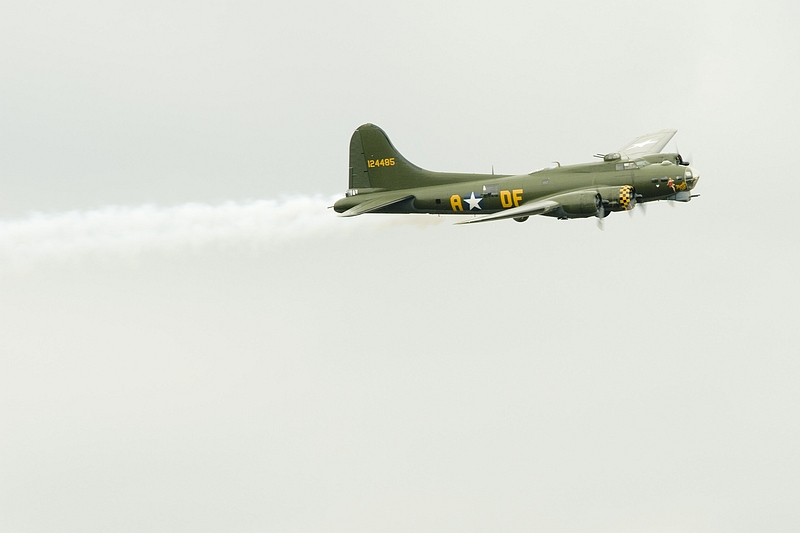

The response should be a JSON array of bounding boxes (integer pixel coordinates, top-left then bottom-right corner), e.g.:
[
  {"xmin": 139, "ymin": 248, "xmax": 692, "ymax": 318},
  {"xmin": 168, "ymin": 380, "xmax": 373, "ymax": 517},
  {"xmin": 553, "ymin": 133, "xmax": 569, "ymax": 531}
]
[{"xmin": 464, "ymin": 191, "xmax": 482, "ymax": 210}]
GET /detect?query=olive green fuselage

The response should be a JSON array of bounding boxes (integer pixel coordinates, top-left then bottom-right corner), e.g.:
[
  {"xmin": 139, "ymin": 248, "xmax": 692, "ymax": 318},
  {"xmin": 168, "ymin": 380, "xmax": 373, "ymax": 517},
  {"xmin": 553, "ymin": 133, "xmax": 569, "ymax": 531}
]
[{"xmin": 333, "ymin": 153, "xmax": 698, "ymax": 219}]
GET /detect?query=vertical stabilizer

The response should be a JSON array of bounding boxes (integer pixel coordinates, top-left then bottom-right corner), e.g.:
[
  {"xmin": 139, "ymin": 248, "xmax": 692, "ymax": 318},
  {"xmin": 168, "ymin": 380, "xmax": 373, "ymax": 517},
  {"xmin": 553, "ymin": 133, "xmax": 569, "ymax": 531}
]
[
  {"xmin": 348, "ymin": 129, "xmax": 371, "ymax": 189},
  {"xmin": 348, "ymin": 124, "xmax": 426, "ymax": 190}
]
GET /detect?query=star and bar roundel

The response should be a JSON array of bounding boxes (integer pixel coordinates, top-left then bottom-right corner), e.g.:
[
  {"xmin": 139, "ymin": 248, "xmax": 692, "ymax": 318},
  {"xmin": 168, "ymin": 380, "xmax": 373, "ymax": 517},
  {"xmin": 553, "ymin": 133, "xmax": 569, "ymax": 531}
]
[
  {"xmin": 463, "ymin": 192, "xmax": 482, "ymax": 210},
  {"xmin": 450, "ymin": 191, "xmax": 483, "ymax": 211}
]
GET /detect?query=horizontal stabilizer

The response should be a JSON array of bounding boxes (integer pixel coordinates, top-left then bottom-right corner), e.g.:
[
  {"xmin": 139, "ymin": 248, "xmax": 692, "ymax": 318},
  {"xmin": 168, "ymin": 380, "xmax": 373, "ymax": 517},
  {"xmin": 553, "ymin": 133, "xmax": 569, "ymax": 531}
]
[
  {"xmin": 339, "ymin": 194, "xmax": 414, "ymax": 217},
  {"xmin": 456, "ymin": 200, "xmax": 559, "ymax": 225}
]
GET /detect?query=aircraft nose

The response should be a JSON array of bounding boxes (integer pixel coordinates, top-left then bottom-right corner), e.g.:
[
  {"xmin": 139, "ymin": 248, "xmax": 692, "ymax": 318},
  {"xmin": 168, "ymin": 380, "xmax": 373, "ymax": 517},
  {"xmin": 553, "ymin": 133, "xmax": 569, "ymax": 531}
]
[{"xmin": 685, "ymin": 166, "xmax": 700, "ymax": 189}]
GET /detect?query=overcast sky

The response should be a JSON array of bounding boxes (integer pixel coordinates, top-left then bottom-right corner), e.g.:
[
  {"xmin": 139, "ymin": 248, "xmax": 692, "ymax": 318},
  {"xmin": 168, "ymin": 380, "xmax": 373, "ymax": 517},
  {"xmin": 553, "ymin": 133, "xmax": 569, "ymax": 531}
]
[{"xmin": 1, "ymin": 1, "xmax": 799, "ymax": 532}]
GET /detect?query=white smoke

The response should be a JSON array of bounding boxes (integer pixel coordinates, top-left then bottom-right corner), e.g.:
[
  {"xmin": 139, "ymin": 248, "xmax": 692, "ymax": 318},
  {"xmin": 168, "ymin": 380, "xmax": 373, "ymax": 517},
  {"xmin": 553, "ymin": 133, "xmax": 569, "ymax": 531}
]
[{"xmin": 0, "ymin": 194, "xmax": 404, "ymax": 267}]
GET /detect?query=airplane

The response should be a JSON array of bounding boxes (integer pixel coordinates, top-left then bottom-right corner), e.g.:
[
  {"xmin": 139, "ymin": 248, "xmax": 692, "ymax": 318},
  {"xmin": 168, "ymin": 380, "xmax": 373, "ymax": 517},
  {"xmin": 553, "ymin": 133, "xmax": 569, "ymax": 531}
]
[{"xmin": 333, "ymin": 124, "xmax": 700, "ymax": 224}]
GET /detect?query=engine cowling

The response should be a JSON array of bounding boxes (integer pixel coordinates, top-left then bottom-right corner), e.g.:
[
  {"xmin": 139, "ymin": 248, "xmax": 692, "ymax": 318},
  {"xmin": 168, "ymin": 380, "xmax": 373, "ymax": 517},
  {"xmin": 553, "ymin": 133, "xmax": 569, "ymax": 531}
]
[
  {"xmin": 598, "ymin": 185, "xmax": 636, "ymax": 212},
  {"xmin": 558, "ymin": 190, "xmax": 603, "ymax": 216}
]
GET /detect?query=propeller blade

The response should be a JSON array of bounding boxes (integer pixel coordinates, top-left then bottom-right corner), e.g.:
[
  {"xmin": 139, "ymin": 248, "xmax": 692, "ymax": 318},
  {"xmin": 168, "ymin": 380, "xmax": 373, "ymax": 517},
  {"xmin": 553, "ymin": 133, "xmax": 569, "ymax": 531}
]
[{"xmin": 596, "ymin": 204, "xmax": 605, "ymax": 231}]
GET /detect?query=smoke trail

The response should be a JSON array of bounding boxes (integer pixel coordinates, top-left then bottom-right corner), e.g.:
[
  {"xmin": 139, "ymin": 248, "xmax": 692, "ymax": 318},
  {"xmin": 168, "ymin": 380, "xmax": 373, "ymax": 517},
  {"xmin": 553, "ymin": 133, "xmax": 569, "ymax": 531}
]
[{"xmin": 0, "ymin": 194, "xmax": 396, "ymax": 266}]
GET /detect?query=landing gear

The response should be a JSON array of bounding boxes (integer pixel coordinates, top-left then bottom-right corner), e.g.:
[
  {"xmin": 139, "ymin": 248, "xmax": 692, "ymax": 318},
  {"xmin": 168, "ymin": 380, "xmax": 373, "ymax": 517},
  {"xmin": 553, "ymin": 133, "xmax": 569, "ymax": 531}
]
[{"xmin": 513, "ymin": 216, "xmax": 529, "ymax": 223}]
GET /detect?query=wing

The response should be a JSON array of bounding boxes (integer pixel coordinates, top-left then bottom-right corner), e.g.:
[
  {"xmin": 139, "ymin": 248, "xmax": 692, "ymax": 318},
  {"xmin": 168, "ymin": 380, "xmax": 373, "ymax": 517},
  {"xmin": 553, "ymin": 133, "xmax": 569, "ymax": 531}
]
[
  {"xmin": 455, "ymin": 199, "xmax": 559, "ymax": 225},
  {"xmin": 618, "ymin": 129, "xmax": 677, "ymax": 159}
]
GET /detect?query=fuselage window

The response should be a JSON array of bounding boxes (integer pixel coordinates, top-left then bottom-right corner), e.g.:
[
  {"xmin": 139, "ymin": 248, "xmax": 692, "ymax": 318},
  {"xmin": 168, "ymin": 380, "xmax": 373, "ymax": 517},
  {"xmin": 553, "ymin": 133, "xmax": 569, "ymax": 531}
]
[{"xmin": 482, "ymin": 184, "xmax": 499, "ymax": 197}]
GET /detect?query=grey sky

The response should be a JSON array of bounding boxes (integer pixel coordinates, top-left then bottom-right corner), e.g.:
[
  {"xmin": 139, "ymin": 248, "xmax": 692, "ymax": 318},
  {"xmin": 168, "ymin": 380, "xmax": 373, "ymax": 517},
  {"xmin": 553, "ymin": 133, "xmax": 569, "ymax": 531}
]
[{"xmin": 1, "ymin": 1, "xmax": 799, "ymax": 532}]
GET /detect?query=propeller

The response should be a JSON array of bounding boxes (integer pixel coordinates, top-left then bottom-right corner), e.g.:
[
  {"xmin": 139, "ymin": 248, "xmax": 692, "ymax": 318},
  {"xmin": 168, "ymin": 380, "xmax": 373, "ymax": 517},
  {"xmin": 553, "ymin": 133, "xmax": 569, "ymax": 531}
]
[
  {"xmin": 632, "ymin": 194, "xmax": 646, "ymax": 217},
  {"xmin": 595, "ymin": 195, "xmax": 605, "ymax": 231}
]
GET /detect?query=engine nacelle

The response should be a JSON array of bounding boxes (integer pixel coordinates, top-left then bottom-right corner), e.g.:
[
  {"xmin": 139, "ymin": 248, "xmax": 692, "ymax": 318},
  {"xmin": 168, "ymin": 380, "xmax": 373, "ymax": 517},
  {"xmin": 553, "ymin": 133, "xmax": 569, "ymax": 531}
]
[
  {"xmin": 558, "ymin": 190, "xmax": 603, "ymax": 216},
  {"xmin": 598, "ymin": 185, "xmax": 636, "ymax": 212}
]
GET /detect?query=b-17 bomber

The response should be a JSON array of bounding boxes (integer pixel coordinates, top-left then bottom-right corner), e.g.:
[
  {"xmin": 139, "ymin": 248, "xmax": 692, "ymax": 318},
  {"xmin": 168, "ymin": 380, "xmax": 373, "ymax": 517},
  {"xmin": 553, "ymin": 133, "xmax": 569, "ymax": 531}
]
[{"xmin": 333, "ymin": 124, "xmax": 700, "ymax": 224}]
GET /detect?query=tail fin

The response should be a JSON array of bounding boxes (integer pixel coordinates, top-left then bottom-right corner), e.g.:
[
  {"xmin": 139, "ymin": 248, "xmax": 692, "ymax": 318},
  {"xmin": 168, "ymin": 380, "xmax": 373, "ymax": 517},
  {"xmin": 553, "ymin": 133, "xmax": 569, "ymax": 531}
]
[{"xmin": 348, "ymin": 124, "xmax": 427, "ymax": 191}]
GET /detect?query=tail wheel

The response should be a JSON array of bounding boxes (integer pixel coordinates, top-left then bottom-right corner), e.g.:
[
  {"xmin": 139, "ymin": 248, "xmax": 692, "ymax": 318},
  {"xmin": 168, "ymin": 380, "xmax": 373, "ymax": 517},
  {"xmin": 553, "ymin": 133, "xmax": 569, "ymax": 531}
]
[{"xmin": 619, "ymin": 185, "xmax": 635, "ymax": 210}]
